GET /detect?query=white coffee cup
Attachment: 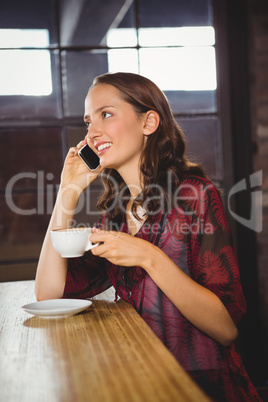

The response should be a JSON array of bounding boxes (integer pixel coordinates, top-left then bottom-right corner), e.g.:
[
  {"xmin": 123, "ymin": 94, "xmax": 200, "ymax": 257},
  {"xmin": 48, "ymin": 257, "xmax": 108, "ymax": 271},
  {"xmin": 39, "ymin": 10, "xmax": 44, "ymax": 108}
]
[{"xmin": 50, "ymin": 227, "xmax": 98, "ymax": 258}]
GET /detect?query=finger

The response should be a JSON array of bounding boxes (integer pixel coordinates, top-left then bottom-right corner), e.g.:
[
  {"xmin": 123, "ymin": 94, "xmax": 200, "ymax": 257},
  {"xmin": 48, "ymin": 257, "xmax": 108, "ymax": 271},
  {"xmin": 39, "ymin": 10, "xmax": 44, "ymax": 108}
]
[
  {"xmin": 89, "ymin": 233, "xmax": 108, "ymax": 244},
  {"xmin": 90, "ymin": 230, "xmax": 118, "ymax": 243},
  {"xmin": 92, "ymin": 227, "xmax": 105, "ymax": 234},
  {"xmin": 76, "ymin": 139, "xmax": 87, "ymax": 149},
  {"xmin": 91, "ymin": 242, "xmax": 109, "ymax": 257},
  {"xmin": 68, "ymin": 146, "xmax": 79, "ymax": 157}
]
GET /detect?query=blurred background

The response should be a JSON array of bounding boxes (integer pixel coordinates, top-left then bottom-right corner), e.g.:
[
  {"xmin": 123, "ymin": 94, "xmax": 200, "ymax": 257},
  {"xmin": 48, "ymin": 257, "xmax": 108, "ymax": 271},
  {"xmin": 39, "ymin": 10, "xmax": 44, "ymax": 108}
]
[{"xmin": 0, "ymin": 0, "xmax": 267, "ymax": 396}]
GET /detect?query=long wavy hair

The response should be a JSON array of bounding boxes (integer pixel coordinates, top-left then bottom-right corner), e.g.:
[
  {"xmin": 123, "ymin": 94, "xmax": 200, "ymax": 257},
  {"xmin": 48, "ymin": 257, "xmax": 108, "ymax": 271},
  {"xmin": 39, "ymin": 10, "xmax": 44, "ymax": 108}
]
[{"xmin": 88, "ymin": 72, "xmax": 208, "ymax": 224}]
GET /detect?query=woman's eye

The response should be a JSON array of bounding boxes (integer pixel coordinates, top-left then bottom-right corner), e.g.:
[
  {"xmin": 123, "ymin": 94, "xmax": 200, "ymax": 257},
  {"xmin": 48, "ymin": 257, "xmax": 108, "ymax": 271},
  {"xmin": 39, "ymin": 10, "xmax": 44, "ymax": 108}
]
[
  {"xmin": 85, "ymin": 122, "xmax": 91, "ymax": 130},
  {"xmin": 103, "ymin": 112, "xmax": 112, "ymax": 119}
]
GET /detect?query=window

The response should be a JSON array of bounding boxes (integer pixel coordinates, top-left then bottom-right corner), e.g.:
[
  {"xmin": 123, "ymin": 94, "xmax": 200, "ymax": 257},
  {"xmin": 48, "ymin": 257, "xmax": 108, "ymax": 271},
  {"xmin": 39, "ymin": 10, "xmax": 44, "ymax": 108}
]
[
  {"xmin": 108, "ymin": 26, "xmax": 216, "ymax": 91},
  {"xmin": 0, "ymin": 0, "xmax": 222, "ymax": 281},
  {"xmin": 0, "ymin": 29, "xmax": 52, "ymax": 96}
]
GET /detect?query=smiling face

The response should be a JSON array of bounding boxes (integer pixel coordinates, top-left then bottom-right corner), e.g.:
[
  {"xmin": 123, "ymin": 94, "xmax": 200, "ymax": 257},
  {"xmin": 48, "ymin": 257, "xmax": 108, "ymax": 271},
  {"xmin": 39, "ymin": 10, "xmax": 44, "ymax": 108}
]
[{"xmin": 84, "ymin": 83, "xmax": 147, "ymax": 177}]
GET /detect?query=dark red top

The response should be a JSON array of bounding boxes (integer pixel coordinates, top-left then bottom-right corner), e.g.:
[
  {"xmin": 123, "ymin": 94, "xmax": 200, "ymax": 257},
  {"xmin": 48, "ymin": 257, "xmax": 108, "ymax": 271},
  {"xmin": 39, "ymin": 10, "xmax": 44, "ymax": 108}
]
[{"xmin": 63, "ymin": 175, "xmax": 261, "ymax": 401}]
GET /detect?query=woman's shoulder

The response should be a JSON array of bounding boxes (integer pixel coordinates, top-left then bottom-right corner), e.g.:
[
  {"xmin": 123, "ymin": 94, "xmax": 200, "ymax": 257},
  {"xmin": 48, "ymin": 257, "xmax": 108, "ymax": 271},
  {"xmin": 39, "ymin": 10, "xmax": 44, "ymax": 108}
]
[
  {"xmin": 180, "ymin": 174, "xmax": 218, "ymax": 194},
  {"xmin": 173, "ymin": 174, "xmax": 222, "ymax": 220}
]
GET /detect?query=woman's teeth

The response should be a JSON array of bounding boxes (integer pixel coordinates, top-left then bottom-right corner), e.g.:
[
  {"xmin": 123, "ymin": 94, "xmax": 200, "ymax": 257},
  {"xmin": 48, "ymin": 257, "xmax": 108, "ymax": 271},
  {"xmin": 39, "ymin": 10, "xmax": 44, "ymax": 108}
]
[{"xmin": 98, "ymin": 142, "xmax": 112, "ymax": 151}]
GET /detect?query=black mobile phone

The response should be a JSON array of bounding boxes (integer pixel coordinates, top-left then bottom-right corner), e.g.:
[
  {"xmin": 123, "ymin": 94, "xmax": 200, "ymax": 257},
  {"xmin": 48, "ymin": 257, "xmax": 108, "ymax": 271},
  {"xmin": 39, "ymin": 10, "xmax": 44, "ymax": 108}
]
[{"xmin": 78, "ymin": 144, "xmax": 100, "ymax": 171}]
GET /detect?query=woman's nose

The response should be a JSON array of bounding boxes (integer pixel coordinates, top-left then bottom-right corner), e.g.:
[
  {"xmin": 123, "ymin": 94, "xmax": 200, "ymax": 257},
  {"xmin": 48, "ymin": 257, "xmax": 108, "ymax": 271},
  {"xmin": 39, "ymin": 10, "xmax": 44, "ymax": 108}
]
[{"xmin": 86, "ymin": 123, "xmax": 101, "ymax": 140}]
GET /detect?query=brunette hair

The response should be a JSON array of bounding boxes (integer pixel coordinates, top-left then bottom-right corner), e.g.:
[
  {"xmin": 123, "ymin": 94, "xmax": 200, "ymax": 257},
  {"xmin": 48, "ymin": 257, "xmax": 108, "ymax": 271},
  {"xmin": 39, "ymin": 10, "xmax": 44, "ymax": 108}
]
[{"xmin": 89, "ymin": 72, "xmax": 208, "ymax": 223}]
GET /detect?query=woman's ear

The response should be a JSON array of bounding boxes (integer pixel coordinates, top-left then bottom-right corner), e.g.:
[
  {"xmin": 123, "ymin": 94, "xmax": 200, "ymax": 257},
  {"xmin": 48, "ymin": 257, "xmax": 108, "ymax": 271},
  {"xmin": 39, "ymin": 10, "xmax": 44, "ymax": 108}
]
[{"xmin": 143, "ymin": 111, "xmax": 160, "ymax": 136}]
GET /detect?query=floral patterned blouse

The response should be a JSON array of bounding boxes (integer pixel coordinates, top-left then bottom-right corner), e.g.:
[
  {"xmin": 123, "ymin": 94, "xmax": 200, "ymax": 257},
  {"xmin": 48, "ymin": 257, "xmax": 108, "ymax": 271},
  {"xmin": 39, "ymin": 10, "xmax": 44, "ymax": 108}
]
[{"xmin": 63, "ymin": 175, "xmax": 261, "ymax": 401}]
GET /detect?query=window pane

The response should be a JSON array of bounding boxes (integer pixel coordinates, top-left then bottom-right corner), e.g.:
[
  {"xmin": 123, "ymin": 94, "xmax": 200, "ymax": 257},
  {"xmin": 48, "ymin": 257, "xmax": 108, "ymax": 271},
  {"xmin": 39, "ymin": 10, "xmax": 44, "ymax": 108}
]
[
  {"xmin": 59, "ymin": 0, "xmax": 135, "ymax": 47},
  {"xmin": 0, "ymin": 51, "xmax": 62, "ymax": 119},
  {"xmin": 0, "ymin": 29, "xmax": 50, "ymax": 48},
  {"xmin": 108, "ymin": 49, "xmax": 139, "ymax": 73},
  {"xmin": 139, "ymin": 47, "xmax": 217, "ymax": 91},
  {"xmin": 107, "ymin": 28, "xmax": 137, "ymax": 47},
  {"xmin": 0, "ymin": 50, "xmax": 52, "ymax": 96},
  {"xmin": 138, "ymin": 26, "xmax": 215, "ymax": 47}
]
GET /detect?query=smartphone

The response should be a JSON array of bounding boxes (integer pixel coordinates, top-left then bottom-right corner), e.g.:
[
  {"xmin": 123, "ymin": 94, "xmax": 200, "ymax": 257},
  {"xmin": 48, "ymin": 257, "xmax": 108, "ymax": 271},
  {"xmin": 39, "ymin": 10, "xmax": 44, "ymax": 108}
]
[{"xmin": 78, "ymin": 144, "xmax": 100, "ymax": 171}]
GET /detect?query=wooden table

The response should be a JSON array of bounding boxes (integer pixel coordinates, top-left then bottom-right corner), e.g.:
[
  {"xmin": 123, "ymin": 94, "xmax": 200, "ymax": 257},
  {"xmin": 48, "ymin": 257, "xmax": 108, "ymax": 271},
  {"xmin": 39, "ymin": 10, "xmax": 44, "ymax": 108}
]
[{"xmin": 0, "ymin": 281, "xmax": 210, "ymax": 402}]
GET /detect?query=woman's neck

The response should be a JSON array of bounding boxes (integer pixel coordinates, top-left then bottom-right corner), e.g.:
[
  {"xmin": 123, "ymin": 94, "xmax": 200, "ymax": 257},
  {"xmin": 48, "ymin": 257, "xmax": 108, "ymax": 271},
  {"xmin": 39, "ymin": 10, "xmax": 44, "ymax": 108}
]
[
  {"xmin": 117, "ymin": 164, "xmax": 143, "ymax": 199},
  {"xmin": 126, "ymin": 199, "xmax": 147, "ymax": 236}
]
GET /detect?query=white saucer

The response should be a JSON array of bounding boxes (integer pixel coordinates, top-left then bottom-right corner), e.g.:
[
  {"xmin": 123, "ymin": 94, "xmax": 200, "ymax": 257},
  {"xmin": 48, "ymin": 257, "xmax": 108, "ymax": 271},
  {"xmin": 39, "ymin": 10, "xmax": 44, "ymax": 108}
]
[{"xmin": 22, "ymin": 299, "xmax": 92, "ymax": 319}]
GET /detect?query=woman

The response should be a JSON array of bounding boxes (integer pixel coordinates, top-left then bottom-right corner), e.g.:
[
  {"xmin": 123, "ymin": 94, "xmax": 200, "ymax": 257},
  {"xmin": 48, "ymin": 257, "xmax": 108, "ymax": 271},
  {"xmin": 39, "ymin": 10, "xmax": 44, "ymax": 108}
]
[{"xmin": 35, "ymin": 72, "xmax": 261, "ymax": 401}]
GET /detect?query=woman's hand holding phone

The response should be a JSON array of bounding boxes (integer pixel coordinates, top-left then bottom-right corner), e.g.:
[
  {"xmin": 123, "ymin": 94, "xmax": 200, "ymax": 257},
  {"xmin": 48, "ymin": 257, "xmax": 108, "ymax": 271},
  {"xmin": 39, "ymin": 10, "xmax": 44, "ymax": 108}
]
[{"xmin": 60, "ymin": 138, "xmax": 102, "ymax": 193}]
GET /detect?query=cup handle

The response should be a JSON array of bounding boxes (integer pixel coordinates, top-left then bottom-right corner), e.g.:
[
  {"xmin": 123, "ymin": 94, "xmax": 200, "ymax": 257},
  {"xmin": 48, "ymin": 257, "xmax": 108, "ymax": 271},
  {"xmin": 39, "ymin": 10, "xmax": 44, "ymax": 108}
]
[{"xmin": 85, "ymin": 240, "xmax": 99, "ymax": 252}]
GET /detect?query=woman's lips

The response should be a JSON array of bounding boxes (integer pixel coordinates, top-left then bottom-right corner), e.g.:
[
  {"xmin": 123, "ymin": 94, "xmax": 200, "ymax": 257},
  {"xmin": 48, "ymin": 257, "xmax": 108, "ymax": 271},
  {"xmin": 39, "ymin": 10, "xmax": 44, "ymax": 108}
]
[{"xmin": 95, "ymin": 142, "xmax": 112, "ymax": 155}]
